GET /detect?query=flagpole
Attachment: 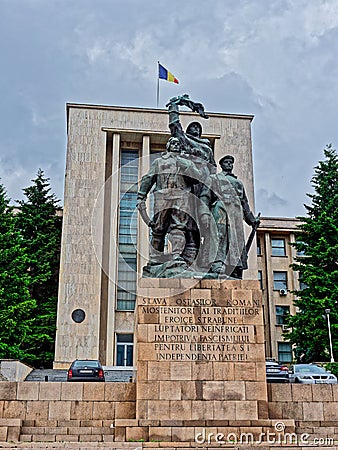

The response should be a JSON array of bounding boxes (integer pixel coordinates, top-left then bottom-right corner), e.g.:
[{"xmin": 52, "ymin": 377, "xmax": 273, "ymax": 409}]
[{"xmin": 156, "ymin": 61, "xmax": 160, "ymax": 108}]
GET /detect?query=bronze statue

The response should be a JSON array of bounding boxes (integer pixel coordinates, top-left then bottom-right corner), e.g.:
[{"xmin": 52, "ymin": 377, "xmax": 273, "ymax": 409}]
[
  {"xmin": 166, "ymin": 95, "xmax": 216, "ymax": 264},
  {"xmin": 200, "ymin": 155, "xmax": 260, "ymax": 279},
  {"xmin": 137, "ymin": 95, "xmax": 260, "ymax": 278},
  {"xmin": 137, "ymin": 137, "xmax": 200, "ymax": 272}
]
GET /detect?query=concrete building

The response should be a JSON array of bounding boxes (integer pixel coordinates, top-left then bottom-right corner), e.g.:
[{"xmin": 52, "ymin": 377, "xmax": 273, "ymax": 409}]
[
  {"xmin": 54, "ymin": 102, "xmax": 299, "ymax": 369},
  {"xmin": 257, "ymin": 217, "xmax": 301, "ymax": 363}
]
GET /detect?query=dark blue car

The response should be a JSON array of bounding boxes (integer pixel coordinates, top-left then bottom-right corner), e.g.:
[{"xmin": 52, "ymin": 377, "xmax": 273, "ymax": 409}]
[{"xmin": 67, "ymin": 359, "xmax": 105, "ymax": 382}]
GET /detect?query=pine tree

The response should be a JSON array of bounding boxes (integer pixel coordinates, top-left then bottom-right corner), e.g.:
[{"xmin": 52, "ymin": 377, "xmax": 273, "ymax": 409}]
[
  {"xmin": 286, "ymin": 145, "xmax": 338, "ymax": 362},
  {"xmin": 0, "ymin": 183, "xmax": 36, "ymax": 361},
  {"xmin": 16, "ymin": 169, "xmax": 62, "ymax": 367}
]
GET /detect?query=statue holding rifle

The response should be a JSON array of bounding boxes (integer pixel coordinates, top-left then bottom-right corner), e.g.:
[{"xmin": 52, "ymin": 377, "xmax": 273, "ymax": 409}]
[
  {"xmin": 137, "ymin": 94, "xmax": 260, "ymax": 278},
  {"xmin": 137, "ymin": 136, "xmax": 201, "ymax": 276}
]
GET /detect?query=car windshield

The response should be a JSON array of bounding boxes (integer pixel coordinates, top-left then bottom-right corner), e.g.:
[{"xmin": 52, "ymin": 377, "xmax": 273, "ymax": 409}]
[
  {"xmin": 294, "ymin": 365, "xmax": 326, "ymax": 374},
  {"xmin": 73, "ymin": 360, "xmax": 99, "ymax": 368}
]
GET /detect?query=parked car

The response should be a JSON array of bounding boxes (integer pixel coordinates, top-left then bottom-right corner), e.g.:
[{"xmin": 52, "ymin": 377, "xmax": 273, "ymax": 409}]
[
  {"xmin": 67, "ymin": 359, "xmax": 105, "ymax": 382},
  {"xmin": 266, "ymin": 360, "xmax": 289, "ymax": 383},
  {"xmin": 289, "ymin": 364, "xmax": 337, "ymax": 384}
]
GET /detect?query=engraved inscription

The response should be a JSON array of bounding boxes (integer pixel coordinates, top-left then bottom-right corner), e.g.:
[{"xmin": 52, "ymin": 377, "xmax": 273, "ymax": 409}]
[{"xmin": 140, "ymin": 297, "xmax": 262, "ymax": 362}]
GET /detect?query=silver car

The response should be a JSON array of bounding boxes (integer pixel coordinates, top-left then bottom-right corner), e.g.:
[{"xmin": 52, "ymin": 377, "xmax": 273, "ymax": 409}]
[{"xmin": 289, "ymin": 364, "xmax": 337, "ymax": 384}]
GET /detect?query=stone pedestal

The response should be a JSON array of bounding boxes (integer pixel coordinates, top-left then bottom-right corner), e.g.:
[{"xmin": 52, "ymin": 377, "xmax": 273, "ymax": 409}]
[{"xmin": 136, "ymin": 279, "xmax": 267, "ymax": 423}]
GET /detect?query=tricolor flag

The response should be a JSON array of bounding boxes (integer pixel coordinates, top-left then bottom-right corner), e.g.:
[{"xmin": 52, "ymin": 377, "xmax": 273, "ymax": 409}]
[{"xmin": 158, "ymin": 63, "xmax": 179, "ymax": 84}]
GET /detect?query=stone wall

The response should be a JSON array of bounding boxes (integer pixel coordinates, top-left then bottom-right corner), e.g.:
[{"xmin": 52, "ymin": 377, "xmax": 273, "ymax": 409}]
[
  {"xmin": 268, "ymin": 383, "xmax": 338, "ymax": 434},
  {"xmin": 0, "ymin": 382, "xmax": 337, "ymax": 444},
  {"xmin": 0, "ymin": 381, "xmax": 135, "ymax": 443}
]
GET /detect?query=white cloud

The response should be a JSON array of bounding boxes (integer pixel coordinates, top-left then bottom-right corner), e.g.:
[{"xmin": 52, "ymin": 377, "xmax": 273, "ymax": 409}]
[{"xmin": 0, "ymin": 0, "xmax": 337, "ymax": 216}]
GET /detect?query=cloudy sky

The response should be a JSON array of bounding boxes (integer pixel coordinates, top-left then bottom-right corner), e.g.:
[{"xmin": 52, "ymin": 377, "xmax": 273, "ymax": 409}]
[{"xmin": 1, "ymin": 0, "xmax": 338, "ymax": 217}]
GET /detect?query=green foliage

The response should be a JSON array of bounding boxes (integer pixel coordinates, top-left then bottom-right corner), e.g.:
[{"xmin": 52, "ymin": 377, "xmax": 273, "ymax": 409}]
[
  {"xmin": 0, "ymin": 183, "xmax": 37, "ymax": 361},
  {"xmin": 0, "ymin": 171, "xmax": 62, "ymax": 367},
  {"xmin": 285, "ymin": 145, "xmax": 338, "ymax": 362},
  {"xmin": 16, "ymin": 169, "xmax": 62, "ymax": 367},
  {"xmin": 324, "ymin": 362, "xmax": 338, "ymax": 379}
]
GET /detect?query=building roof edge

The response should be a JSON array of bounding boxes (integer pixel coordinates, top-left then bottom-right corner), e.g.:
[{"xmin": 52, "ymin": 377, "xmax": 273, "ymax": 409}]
[{"xmin": 65, "ymin": 102, "xmax": 254, "ymax": 121}]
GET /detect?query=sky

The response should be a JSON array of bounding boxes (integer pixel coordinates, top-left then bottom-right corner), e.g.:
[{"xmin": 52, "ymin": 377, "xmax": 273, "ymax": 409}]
[{"xmin": 1, "ymin": 0, "xmax": 338, "ymax": 217}]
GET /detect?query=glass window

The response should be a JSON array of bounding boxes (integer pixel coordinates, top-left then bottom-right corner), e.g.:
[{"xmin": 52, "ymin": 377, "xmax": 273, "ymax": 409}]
[
  {"xmin": 271, "ymin": 238, "xmax": 286, "ymax": 256},
  {"xmin": 273, "ymin": 271, "xmax": 288, "ymax": 290},
  {"xmin": 257, "ymin": 238, "xmax": 262, "ymax": 256},
  {"xmin": 116, "ymin": 334, "xmax": 134, "ymax": 366},
  {"xmin": 295, "ymin": 240, "xmax": 307, "ymax": 256},
  {"xmin": 278, "ymin": 342, "xmax": 292, "ymax": 363},
  {"xmin": 276, "ymin": 305, "xmax": 290, "ymax": 325},
  {"xmin": 258, "ymin": 270, "xmax": 263, "ymax": 290},
  {"xmin": 298, "ymin": 272, "xmax": 308, "ymax": 291},
  {"xmin": 117, "ymin": 150, "xmax": 139, "ymax": 311}
]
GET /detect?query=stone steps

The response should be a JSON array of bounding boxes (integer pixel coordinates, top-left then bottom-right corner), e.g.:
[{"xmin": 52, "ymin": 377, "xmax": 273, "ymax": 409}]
[{"xmin": 18, "ymin": 419, "xmax": 114, "ymax": 443}]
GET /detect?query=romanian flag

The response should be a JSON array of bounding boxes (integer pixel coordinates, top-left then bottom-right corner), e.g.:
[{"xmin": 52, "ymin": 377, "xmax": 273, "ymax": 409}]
[{"xmin": 158, "ymin": 63, "xmax": 179, "ymax": 84}]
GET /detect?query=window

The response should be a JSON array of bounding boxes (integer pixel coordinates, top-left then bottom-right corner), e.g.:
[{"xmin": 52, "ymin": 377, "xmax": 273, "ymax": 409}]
[
  {"xmin": 278, "ymin": 342, "xmax": 292, "ymax": 363},
  {"xmin": 257, "ymin": 238, "xmax": 262, "ymax": 256},
  {"xmin": 273, "ymin": 271, "xmax": 288, "ymax": 290},
  {"xmin": 116, "ymin": 334, "xmax": 134, "ymax": 366},
  {"xmin": 298, "ymin": 272, "xmax": 308, "ymax": 291},
  {"xmin": 276, "ymin": 305, "xmax": 290, "ymax": 325},
  {"xmin": 296, "ymin": 240, "xmax": 307, "ymax": 256},
  {"xmin": 117, "ymin": 150, "xmax": 139, "ymax": 311},
  {"xmin": 271, "ymin": 238, "xmax": 286, "ymax": 256},
  {"xmin": 258, "ymin": 270, "xmax": 263, "ymax": 290}
]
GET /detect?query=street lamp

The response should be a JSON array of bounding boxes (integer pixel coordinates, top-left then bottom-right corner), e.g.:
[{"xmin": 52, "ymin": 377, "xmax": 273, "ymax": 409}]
[{"xmin": 325, "ymin": 309, "xmax": 335, "ymax": 363}]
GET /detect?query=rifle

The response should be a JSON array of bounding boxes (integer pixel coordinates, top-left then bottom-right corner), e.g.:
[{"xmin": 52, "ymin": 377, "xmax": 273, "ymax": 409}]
[{"xmin": 246, "ymin": 213, "xmax": 261, "ymax": 253}]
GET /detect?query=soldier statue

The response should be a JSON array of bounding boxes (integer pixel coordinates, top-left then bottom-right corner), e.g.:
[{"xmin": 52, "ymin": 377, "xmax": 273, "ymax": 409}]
[
  {"xmin": 200, "ymin": 155, "xmax": 260, "ymax": 279},
  {"xmin": 137, "ymin": 136, "xmax": 201, "ymax": 271},
  {"xmin": 137, "ymin": 95, "xmax": 260, "ymax": 278},
  {"xmin": 166, "ymin": 95, "xmax": 216, "ymax": 265}
]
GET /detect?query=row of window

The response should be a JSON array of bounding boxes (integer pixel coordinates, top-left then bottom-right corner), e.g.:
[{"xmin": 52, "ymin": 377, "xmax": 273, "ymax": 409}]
[
  {"xmin": 258, "ymin": 270, "xmax": 288, "ymax": 290},
  {"xmin": 117, "ymin": 150, "xmax": 139, "ymax": 311},
  {"xmin": 116, "ymin": 333, "xmax": 133, "ymax": 366},
  {"xmin": 278, "ymin": 342, "xmax": 292, "ymax": 362},
  {"xmin": 257, "ymin": 237, "xmax": 305, "ymax": 257},
  {"xmin": 258, "ymin": 270, "xmax": 307, "ymax": 291},
  {"xmin": 257, "ymin": 238, "xmax": 287, "ymax": 257}
]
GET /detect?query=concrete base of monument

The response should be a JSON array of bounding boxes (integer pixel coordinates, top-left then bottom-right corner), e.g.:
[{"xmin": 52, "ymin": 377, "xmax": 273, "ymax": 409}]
[
  {"xmin": 135, "ymin": 278, "xmax": 269, "ymax": 440},
  {"xmin": 113, "ymin": 418, "xmax": 296, "ymax": 444},
  {"xmin": 141, "ymin": 260, "xmax": 238, "ymax": 279}
]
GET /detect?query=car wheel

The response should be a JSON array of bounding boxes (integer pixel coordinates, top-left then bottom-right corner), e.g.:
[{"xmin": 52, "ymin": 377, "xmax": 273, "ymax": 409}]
[{"xmin": 295, "ymin": 377, "xmax": 300, "ymax": 383}]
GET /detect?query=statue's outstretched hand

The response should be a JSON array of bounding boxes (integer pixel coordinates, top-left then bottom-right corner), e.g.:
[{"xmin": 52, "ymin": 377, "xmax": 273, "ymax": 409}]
[
  {"xmin": 166, "ymin": 95, "xmax": 209, "ymax": 119},
  {"xmin": 166, "ymin": 94, "xmax": 190, "ymax": 107},
  {"xmin": 191, "ymin": 102, "xmax": 209, "ymax": 119}
]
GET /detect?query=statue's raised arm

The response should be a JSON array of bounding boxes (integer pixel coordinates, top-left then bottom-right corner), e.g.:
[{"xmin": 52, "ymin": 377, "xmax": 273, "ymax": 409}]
[
  {"xmin": 166, "ymin": 94, "xmax": 209, "ymax": 119},
  {"xmin": 166, "ymin": 94, "xmax": 216, "ymax": 169}
]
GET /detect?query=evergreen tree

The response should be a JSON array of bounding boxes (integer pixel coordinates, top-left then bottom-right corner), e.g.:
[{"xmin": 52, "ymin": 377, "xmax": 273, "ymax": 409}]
[
  {"xmin": 286, "ymin": 145, "xmax": 338, "ymax": 362},
  {"xmin": 0, "ymin": 183, "xmax": 36, "ymax": 361},
  {"xmin": 16, "ymin": 169, "xmax": 62, "ymax": 367}
]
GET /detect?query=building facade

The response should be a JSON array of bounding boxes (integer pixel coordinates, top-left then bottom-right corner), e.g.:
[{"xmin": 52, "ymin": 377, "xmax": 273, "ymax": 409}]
[{"xmin": 257, "ymin": 217, "xmax": 301, "ymax": 363}]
